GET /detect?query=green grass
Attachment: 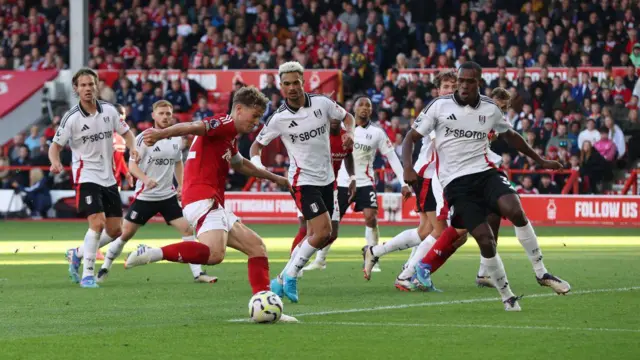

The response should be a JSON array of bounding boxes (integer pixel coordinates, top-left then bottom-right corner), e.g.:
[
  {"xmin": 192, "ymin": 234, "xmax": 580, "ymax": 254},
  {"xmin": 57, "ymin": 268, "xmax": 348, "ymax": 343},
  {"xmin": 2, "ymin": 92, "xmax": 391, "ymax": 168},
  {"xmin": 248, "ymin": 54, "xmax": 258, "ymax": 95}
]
[{"xmin": 0, "ymin": 221, "xmax": 639, "ymax": 359}]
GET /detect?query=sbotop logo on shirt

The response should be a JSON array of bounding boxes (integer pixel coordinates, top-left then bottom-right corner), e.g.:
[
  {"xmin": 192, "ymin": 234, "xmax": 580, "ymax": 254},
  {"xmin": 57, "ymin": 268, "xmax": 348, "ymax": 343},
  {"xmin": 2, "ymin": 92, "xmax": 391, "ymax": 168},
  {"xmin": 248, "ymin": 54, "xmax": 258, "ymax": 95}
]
[
  {"xmin": 289, "ymin": 124, "xmax": 327, "ymax": 144},
  {"xmin": 354, "ymin": 143, "xmax": 372, "ymax": 152},
  {"xmin": 147, "ymin": 157, "xmax": 176, "ymax": 166},
  {"xmin": 443, "ymin": 127, "xmax": 488, "ymax": 140},
  {"xmin": 81, "ymin": 131, "xmax": 113, "ymax": 144}
]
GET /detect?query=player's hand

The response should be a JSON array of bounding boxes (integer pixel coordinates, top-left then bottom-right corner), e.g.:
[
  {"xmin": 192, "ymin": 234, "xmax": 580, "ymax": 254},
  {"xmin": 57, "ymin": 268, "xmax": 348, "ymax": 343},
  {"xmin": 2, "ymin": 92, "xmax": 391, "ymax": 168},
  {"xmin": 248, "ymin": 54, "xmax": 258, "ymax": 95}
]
[
  {"xmin": 403, "ymin": 168, "xmax": 419, "ymax": 187},
  {"xmin": 274, "ymin": 175, "xmax": 291, "ymax": 191},
  {"xmin": 347, "ymin": 180, "xmax": 356, "ymax": 203},
  {"xmin": 540, "ymin": 159, "xmax": 563, "ymax": 170},
  {"xmin": 401, "ymin": 185, "xmax": 412, "ymax": 201},
  {"xmin": 142, "ymin": 128, "xmax": 163, "ymax": 147},
  {"xmin": 342, "ymin": 131, "xmax": 354, "ymax": 149},
  {"xmin": 144, "ymin": 178, "xmax": 158, "ymax": 190},
  {"xmin": 49, "ymin": 162, "xmax": 64, "ymax": 174},
  {"xmin": 176, "ymin": 186, "xmax": 182, "ymax": 201},
  {"xmin": 125, "ymin": 172, "xmax": 134, "ymax": 187},
  {"xmin": 129, "ymin": 149, "xmax": 140, "ymax": 164}
]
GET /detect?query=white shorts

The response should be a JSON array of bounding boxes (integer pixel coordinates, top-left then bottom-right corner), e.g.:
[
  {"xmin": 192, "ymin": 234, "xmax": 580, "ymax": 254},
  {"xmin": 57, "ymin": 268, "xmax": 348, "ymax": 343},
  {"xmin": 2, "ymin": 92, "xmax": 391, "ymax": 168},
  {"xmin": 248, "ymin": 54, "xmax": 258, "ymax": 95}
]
[
  {"xmin": 295, "ymin": 189, "xmax": 340, "ymax": 222},
  {"xmin": 183, "ymin": 199, "xmax": 239, "ymax": 237}
]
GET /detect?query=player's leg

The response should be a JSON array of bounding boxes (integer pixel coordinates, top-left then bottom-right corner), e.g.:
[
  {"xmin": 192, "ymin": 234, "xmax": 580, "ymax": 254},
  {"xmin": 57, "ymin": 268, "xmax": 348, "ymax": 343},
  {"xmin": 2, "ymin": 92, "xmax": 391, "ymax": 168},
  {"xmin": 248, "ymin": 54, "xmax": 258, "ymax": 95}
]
[
  {"xmin": 97, "ymin": 219, "xmax": 141, "ymax": 282},
  {"xmin": 290, "ymin": 213, "xmax": 307, "ymax": 254},
  {"xmin": 476, "ymin": 212, "xmax": 501, "ymax": 287},
  {"xmin": 169, "ymin": 216, "xmax": 218, "ymax": 283},
  {"xmin": 304, "ymin": 187, "xmax": 341, "ymax": 271},
  {"xmin": 495, "ymin": 192, "xmax": 571, "ymax": 294}
]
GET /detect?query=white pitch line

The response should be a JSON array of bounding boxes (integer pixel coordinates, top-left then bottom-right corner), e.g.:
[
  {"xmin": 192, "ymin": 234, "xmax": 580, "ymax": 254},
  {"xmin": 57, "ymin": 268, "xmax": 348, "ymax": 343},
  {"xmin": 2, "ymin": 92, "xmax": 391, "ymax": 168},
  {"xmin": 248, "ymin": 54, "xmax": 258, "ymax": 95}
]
[
  {"xmin": 300, "ymin": 321, "xmax": 640, "ymax": 334},
  {"xmin": 228, "ymin": 286, "xmax": 640, "ymax": 322}
]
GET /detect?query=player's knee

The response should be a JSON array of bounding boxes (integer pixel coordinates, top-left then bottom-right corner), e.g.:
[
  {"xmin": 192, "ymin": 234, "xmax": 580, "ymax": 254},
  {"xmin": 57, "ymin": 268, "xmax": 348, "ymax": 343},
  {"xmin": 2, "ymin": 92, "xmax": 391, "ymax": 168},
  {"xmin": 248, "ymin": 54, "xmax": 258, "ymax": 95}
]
[
  {"xmin": 505, "ymin": 207, "xmax": 527, "ymax": 227},
  {"xmin": 106, "ymin": 227, "xmax": 122, "ymax": 239},
  {"xmin": 207, "ymin": 249, "xmax": 225, "ymax": 265},
  {"xmin": 365, "ymin": 216, "xmax": 377, "ymax": 228},
  {"xmin": 88, "ymin": 217, "xmax": 106, "ymax": 233},
  {"xmin": 182, "ymin": 227, "xmax": 195, "ymax": 237}
]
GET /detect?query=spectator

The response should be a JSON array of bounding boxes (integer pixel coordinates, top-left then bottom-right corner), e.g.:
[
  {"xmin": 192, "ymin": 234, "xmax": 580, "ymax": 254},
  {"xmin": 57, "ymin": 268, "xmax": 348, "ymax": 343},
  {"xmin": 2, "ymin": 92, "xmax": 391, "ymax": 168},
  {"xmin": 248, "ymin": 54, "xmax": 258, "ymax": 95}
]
[
  {"xmin": 516, "ymin": 176, "xmax": 539, "ymax": 195},
  {"xmin": 115, "ymin": 77, "xmax": 136, "ymax": 106},
  {"xmin": 130, "ymin": 92, "xmax": 151, "ymax": 124},
  {"xmin": 537, "ymin": 118, "xmax": 555, "ymax": 148},
  {"xmin": 30, "ymin": 136, "xmax": 50, "ymax": 164},
  {"xmin": 99, "ymin": 80, "xmax": 116, "ymax": 103},
  {"xmin": 193, "ymin": 98, "xmax": 214, "ymax": 121},
  {"xmin": 537, "ymin": 174, "xmax": 560, "ymax": 194},
  {"xmin": 10, "ymin": 145, "xmax": 31, "ymax": 187},
  {"xmin": 603, "ymin": 116, "xmax": 627, "ymax": 160},
  {"xmin": 0, "ymin": 155, "xmax": 9, "ymax": 189},
  {"xmin": 261, "ymin": 74, "xmax": 280, "ymax": 99},
  {"xmin": 164, "ymin": 80, "xmax": 190, "ymax": 113},
  {"xmin": 593, "ymin": 127, "xmax": 618, "ymax": 163},
  {"xmin": 578, "ymin": 118, "xmax": 601, "ymax": 150},
  {"xmin": 9, "ymin": 134, "xmax": 26, "ymax": 162},
  {"xmin": 546, "ymin": 123, "xmax": 572, "ymax": 154},
  {"xmin": 579, "ymin": 140, "xmax": 612, "ymax": 194},
  {"xmin": 12, "ymin": 168, "xmax": 52, "ymax": 219},
  {"xmin": 24, "ymin": 125, "xmax": 40, "ymax": 151}
]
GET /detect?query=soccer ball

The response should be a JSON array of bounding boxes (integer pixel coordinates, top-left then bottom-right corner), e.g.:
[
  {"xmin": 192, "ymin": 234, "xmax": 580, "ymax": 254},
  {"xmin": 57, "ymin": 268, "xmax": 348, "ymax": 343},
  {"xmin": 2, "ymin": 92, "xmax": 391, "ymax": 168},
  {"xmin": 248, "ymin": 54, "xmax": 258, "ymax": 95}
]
[{"xmin": 248, "ymin": 291, "xmax": 283, "ymax": 323}]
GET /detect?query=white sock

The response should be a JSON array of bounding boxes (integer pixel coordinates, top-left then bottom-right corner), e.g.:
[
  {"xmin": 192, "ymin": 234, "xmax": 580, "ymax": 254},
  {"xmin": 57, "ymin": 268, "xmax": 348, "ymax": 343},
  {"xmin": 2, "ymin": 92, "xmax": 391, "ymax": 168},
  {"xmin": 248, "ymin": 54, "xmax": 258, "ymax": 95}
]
[
  {"xmin": 285, "ymin": 239, "xmax": 318, "ymax": 278},
  {"xmin": 183, "ymin": 235, "xmax": 204, "ymax": 277},
  {"xmin": 372, "ymin": 228, "xmax": 421, "ymax": 257},
  {"xmin": 149, "ymin": 247, "xmax": 164, "ymax": 262},
  {"xmin": 365, "ymin": 225, "xmax": 379, "ymax": 246},
  {"xmin": 280, "ymin": 240, "xmax": 304, "ymax": 278},
  {"xmin": 315, "ymin": 244, "xmax": 331, "ymax": 263},
  {"xmin": 485, "ymin": 253, "xmax": 515, "ymax": 301},
  {"xmin": 81, "ymin": 229, "xmax": 100, "ymax": 278},
  {"xmin": 514, "ymin": 222, "xmax": 548, "ymax": 278},
  {"xmin": 77, "ymin": 230, "xmax": 115, "ymax": 259},
  {"xmin": 398, "ymin": 235, "xmax": 436, "ymax": 279},
  {"xmin": 101, "ymin": 237, "xmax": 126, "ymax": 270},
  {"xmin": 404, "ymin": 246, "xmax": 418, "ymax": 268},
  {"xmin": 477, "ymin": 256, "xmax": 490, "ymax": 277}
]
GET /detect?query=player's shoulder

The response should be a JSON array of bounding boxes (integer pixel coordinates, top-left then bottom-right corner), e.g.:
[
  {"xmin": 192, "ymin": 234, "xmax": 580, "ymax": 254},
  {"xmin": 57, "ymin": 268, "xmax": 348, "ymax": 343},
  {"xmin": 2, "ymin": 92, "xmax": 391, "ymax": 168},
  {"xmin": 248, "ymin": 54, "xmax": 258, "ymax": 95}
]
[
  {"xmin": 479, "ymin": 95, "xmax": 501, "ymax": 112},
  {"xmin": 98, "ymin": 100, "xmax": 119, "ymax": 115},
  {"xmin": 60, "ymin": 104, "xmax": 81, "ymax": 128},
  {"xmin": 308, "ymin": 93, "xmax": 338, "ymax": 108},
  {"xmin": 422, "ymin": 94, "xmax": 454, "ymax": 113}
]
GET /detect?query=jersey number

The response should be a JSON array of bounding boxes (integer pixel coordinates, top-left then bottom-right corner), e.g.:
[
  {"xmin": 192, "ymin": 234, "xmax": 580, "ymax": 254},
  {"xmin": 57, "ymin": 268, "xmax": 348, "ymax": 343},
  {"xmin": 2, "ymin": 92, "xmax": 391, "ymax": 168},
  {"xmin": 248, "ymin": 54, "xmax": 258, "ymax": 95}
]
[
  {"xmin": 187, "ymin": 136, "xmax": 198, "ymax": 160},
  {"xmin": 500, "ymin": 176, "xmax": 515, "ymax": 191},
  {"xmin": 369, "ymin": 191, "xmax": 377, "ymax": 206}
]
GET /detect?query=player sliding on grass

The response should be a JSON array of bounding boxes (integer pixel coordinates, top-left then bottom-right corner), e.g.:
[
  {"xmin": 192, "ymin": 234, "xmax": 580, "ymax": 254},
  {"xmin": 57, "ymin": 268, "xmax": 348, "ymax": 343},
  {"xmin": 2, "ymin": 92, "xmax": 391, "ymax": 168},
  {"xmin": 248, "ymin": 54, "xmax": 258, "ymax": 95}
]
[
  {"xmin": 250, "ymin": 61, "xmax": 355, "ymax": 303},
  {"xmin": 123, "ymin": 87, "xmax": 297, "ymax": 322},
  {"xmin": 50, "ymin": 68, "xmax": 139, "ymax": 288},
  {"xmin": 97, "ymin": 100, "xmax": 216, "ymax": 284}
]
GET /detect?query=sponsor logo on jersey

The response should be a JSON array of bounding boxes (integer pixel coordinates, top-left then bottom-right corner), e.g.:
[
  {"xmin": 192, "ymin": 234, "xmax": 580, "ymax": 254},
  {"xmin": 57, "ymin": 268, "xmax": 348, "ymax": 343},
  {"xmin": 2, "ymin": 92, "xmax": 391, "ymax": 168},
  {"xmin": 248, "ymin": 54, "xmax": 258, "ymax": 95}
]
[
  {"xmin": 289, "ymin": 124, "xmax": 327, "ymax": 143},
  {"xmin": 446, "ymin": 114, "xmax": 458, "ymax": 121},
  {"xmin": 353, "ymin": 143, "xmax": 372, "ymax": 152},
  {"xmin": 81, "ymin": 124, "xmax": 90, "ymax": 131},
  {"xmin": 81, "ymin": 131, "xmax": 113, "ymax": 144},
  {"xmin": 153, "ymin": 146, "xmax": 161, "ymax": 152},
  {"xmin": 479, "ymin": 115, "xmax": 486, "ymax": 124},
  {"xmin": 444, "ymin": 127, "xmax": 488, "ymax": 140},
  {"xmin": 313, "ymin": 109, "xmax": 322, "ymax": 118},
  {"xmin": 288, "ymin": 120, "xmax": 299, "ymax": 128},
  {"xmin": 147, "ymin": 157, "xmax": 176, "ymax": 166}
]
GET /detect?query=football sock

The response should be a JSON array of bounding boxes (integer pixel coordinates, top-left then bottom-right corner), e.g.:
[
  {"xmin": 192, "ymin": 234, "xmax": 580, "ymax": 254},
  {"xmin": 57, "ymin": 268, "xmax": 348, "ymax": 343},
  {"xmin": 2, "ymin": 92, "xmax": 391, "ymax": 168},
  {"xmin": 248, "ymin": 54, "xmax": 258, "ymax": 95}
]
[
  {"xmin": 404, "ymin": 246, "xmax": 418, "ymax": 268},
  {"xmin": 160, "ymin": 241, "xmax": 210, "ymax": 264},
  {"xmin": 484, "ymin": 254, "xmax": 515, "ymax": 301},
  {"xmin": 182, "ymin": 235, "xmax": 204, "ymax": 277},
  {"xmin": 285, "ymin": 239, "xmax": 318, "ymax": 278},
  {"xmin": 365, "ymin": 225, "xmax": 380, "ymax": 246},
  {"xmin": 514, "ymin": 222, "xmax": 548, "ymax": 278},
  {"xmin": 248, "ymin": 256, "xmax": 270, "ymax": 294},
  {"xmin": 477, "ymin": 256, "xmax": 489, "ymax": 277},
  {"xmin": 315, "ymin": 244, "xmax": 331, "ymax": 263},
  {"xmin": 290, "ymin": 226, "xmax": 307, "ymax": 254},
  {"xmin": 371, "ymin": 228, "xmax": 421, "ymax": 257},
  {"xmin": 421, "ymin": 226, "xmax": 460, "ymax": 274},
  {"xmin": 81, "ymin": 229, "xmax": 100, "ymax": 278},
  {"xmin": 101, "ymin": 237, "xmax": 125, "ymax": 270},
  {"xmin": 77, "ymin": 230, "xmax": 115, "ymax": 259},
  {"xmin": 398, "ymin": 235, "xmax": 436, "ymax": 279},
  {"xmin": 280, "ymin": 238, "xmax": 304, "ymax": 278}
]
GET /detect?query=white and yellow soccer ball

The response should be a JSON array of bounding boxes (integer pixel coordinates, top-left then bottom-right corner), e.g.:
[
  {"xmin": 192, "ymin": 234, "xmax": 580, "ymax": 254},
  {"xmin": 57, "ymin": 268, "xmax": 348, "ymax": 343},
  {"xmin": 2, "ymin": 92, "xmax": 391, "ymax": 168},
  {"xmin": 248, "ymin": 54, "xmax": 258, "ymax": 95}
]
[{"xmin": 248, "ymin": 291, "xmax": 284, "ymax": 323}]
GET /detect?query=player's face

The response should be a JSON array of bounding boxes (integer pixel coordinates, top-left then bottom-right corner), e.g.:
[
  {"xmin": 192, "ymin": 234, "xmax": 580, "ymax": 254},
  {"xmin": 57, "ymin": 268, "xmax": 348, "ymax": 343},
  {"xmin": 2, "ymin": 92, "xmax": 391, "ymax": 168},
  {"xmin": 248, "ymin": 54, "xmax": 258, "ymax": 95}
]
[
  {"xmin": 354, "ymin": 98, "xmax": 372, "ymax": 119},
  {"xmin": 74, "ymin": 75, "xmax": 97, "ymax": 102},
  {"xmin": 438, "ymin": 79, "xmax": 457, "ymax": 96},
  {"xmin": 457, "ymin": 68, "xmax": 479, "ymax": 102},
  {"xmin": 235, "ymin": 104, "xmax": 264, "ymax": 134},
  {"xmin": 280, "ymin": 72, "xmax": 304, "ymax": 102},
  {"xmin": 152, "ymin": 105, "xmax": 173, "ymax": 129},
  {"xmin": 492, "ymin": 98, "xmax": 509, "ymax": 112}
]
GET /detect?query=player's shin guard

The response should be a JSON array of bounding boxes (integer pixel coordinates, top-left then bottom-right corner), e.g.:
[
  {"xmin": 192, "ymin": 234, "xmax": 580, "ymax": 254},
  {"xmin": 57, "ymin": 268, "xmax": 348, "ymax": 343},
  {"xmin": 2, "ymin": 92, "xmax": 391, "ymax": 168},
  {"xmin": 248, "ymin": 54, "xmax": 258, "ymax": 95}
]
[
  {"xmin": 421, "ymin": 226, "xmax": 460, "ymax": 274},
  {"xmin": 161, "ymin": 241, "xmax": 210, "ymax": 264},
  {"xmin": 285, "ymin": 239, "xmax": 317, "ymax": 278},
  {"xmin": 248, "ymin": 256, "xmax": 270, "ymax": 294},
  {"xmin": 398, "ymin": 235, "xmax": 436, "ymax": 279},
  {"xmin": 514, "ymin": 222, "xmax": 548, "ymax": 278},
  {"xmin": 82, "ymin": 229, "xmax": 100, "ymax": 277},
  {"xmin": 98, "ymin": 230, "xmax": 115, "ymax": 247},
  {"xmin": 484, "ymin": 253, "xmax": 515, "ymax": 301},
  {"xmin": 372, "ymin": 229, "xmax": 421, "ymax": 257},
  {"xmin": 102, "ymin": 237, "xmax": 126, "ymax": 270},
  {"xmin": 290, "ymin": 227, "xmax": 308, "ymax": 254},
  {"xmin": 365, "ymin": 225, "xmax": 380, "ymax": 246}
]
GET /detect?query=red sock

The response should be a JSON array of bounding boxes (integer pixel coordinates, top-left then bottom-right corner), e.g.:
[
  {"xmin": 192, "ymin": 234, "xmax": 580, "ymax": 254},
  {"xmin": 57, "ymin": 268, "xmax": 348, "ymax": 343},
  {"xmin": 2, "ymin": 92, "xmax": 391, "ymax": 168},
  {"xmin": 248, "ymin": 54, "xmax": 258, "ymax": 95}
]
[
  {"xmin": 422, "ymin": 226, "xmax": 460, "ymax": 273},
  {"xmin": 161, "ymin": 242, "xmax": 210, "ymax": 264},
  {"xmin": 248, "ymin": 256, "xmax": 270, "ymax": 294},
  {"xmin": 290, "ymin": 227, "xmax": 307, "ymax": 254}
]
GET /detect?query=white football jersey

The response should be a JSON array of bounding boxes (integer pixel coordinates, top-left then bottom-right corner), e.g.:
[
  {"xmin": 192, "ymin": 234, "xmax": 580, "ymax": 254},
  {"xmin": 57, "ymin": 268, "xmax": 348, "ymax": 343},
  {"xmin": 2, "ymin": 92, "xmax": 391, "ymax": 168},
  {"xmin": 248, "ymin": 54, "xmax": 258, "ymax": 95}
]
[
  {"xmin": 412, "ymin": 93, "xmax": 510, "ymax": 188},
  {"xmin": 257, "ymin": 93, "xmax": 348, "ymax": 187},
  {"xmin": 53, "ymin": 101, "xmax": 130, "ymax": 187},
  {"xmin": 133, "ymin": 133, "xmax": 182, "ymax": 201},
  {"xmin": 413, "ymin": 132, "xmax": 437, "ymax": 178},
  {"xmin": 336, "ymin": 122, "xmax": 394, "ymax": 188}
]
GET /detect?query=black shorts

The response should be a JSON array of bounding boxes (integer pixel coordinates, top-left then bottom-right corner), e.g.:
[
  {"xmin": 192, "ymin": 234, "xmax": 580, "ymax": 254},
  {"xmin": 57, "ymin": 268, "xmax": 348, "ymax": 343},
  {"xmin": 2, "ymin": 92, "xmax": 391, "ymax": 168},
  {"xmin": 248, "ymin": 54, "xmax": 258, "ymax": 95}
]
[
  {"xmin": 444, "ymin": 169, "xmax": 517, "ymax": 232},
  {"xmin": 411, "ymin": 177, "xmax": 437, "ymax": 213},
  {"xmin": 76, "ymin": 183, "xmax": 122, "ymax": 218},
  {"xmin": 337, "ymin": 185, "xmax": 377, "ymax": 218},
  {"xmin": 292, "ymin": 183, "xmax": 334, "ymax": 221},
  {"xmin": 125, "ymin": 196, "xmax": 184, "ymax": 225}
]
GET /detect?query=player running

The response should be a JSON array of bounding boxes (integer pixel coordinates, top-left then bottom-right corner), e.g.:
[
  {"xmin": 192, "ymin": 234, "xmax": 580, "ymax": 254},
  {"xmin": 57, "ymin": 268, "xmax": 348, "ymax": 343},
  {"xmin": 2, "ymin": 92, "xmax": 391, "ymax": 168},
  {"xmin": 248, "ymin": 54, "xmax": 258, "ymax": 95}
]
[
  {"xmin": 405, "ymin": 62, "xmax": 569, "ymax": 310},
  {"xmin": 49, "ymin": 68, "xmax": 139, "ymax": 288},
  {"xmin": 250, "ymin": 61, "xmax": 355, "ymax": 303},
  {"xmin": 96, "ymin": 100, "xmax": 217, "ymax": 284},
  {"xmin": 299, "ymin": 118, "xmax": 356, "ymax": 271}
]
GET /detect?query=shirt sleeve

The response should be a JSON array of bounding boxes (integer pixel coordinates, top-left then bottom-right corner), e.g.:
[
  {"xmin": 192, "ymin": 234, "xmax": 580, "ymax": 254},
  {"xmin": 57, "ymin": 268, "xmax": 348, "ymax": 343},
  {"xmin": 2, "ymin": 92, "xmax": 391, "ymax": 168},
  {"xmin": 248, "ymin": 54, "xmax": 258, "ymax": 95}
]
[
  {"xmin": 114, "ymin": 111, "xmax": 130, "ymax": 135},
  {"xmin": 256, "ymin": 114, "xmax": 281, "ymax": 146},
  {"xmin": 202, "ymin": 117, "xmax": 235, "ymax": 137},
  {"xmin": 378, "ymin": 130, "xmax": 395, "ymax": 156},
  {"xmin": 52, "ymin": 116, "xmax": 72, "ymax": 146},
  {"xmin": 134, "ymin": 133, "xmax": 148, "ymax": 162},
  {"xmin": 324, "ymin": 97, "xmax": 348, "ymax": 120},
  {"xmin": 491, "ymin": 105, "xmax": 512, "ymax": 134},
  {"xmin": 412, "ymin": 99, "xmax": 438, "ymax": 136},
  {"xmin": 174, "ymin": 139, "xmax": 183, "ymax": 161}
]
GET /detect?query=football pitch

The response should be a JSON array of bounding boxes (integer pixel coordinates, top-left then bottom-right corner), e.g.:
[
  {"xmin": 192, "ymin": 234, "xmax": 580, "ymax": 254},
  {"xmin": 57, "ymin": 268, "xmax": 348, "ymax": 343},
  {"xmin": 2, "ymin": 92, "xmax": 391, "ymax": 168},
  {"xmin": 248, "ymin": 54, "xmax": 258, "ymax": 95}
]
[{"xmin": 1, "ymin": 221, "xmax": 639, "ymax": 359}]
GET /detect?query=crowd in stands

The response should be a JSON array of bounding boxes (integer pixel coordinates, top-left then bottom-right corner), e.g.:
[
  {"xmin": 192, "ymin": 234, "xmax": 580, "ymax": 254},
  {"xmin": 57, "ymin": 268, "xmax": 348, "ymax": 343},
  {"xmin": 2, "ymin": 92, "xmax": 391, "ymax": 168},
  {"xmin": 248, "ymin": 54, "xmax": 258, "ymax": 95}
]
[{"xmin": 3, "ymin": 0, "xmax": 640, "ymax": 196}]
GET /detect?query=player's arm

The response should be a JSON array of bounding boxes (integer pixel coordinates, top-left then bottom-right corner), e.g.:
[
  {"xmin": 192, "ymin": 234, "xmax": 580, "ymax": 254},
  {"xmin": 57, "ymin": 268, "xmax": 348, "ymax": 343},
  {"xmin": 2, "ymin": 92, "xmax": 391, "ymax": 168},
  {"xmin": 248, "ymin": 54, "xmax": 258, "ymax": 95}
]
[
  {"xmin": 231, "ymin": 154, "xmax": 290, "ymax": 189},
  {"xmin": 49, "ymin": 119, "xmax": 72, "ymax": 174},
  {"xmin": 121, "ymin": 130, "xmax": 140, "ymax": 163},
  {"xmin": 144, "ymin": 121, "xmax": 207, "ymax": 144},
  {"xmin": 128, "ymin": 135, "xmax": 157, "ymax": 189},
  {"xmin": 250, "ymin": 114, "xmax": 280, "ymax": 170},
  {"xmin": 326, "ymin": 98, "xmax": 355, "ymax": 147},
  {"xmin": 402, "ymin": 102, "xmax": 437, "ymax": 185},
  {"xmin": 501, "ymin": 129, "xmax": 562, "ymax": 169},
  {"xmin": 174, "ymin": 158, "xmax": 184, "ymax": 199},
  {"xmin": 379, "ymin": 133, "xmax": 411, "ymax": 199},
  {"xmin": 344, "ymin": 152, "xmax": 356, "ymax": 202}
]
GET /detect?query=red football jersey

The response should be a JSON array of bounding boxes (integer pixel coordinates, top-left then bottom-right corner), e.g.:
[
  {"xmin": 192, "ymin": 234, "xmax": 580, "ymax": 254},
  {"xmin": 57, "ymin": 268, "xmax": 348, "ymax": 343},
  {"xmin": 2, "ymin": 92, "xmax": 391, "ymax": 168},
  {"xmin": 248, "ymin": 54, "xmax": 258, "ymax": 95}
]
[
  {"xmin": 329, "ymin": 128, "xmax": 352, "ymax": 178},
  {"xmin": 182, "ymin": 114, "xmax": 238, "ymax": 208},
  {"xmin": 112, "ymin": 133, "xmax": 128, "ymax": 186}
]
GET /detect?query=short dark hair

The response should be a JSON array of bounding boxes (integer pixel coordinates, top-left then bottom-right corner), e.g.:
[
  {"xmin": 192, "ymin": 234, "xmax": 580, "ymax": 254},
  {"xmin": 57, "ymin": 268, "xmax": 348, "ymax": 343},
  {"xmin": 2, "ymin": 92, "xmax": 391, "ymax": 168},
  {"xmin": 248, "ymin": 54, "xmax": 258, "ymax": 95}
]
[
  {"xmin": 434, "ymin": 71, "xmax": 457, "ymax": 89},
  {"xmin": 231, "ymin": 86, "xmax": 269, "ymax": 111},
  {"xmin": 115, "ymin": 103, "xmax": 126, "ymax": 115},
  {"xmin": 599, "ymin": 127, "xmax": 609, "ymax": 134},
  {"xmin": 353, "ymin": 95, "xmax": 370, "ymax": 105},
  {"xmin": 72, "ymin": 68, "xmax": 98, "ymax": 87},
  {"xmin": 458, "ymin": 61, "xmax": 482, "ymax": 79},
  {"xmin": 491, "ymin": 87, "xmax": 511, "ymax": 101}
]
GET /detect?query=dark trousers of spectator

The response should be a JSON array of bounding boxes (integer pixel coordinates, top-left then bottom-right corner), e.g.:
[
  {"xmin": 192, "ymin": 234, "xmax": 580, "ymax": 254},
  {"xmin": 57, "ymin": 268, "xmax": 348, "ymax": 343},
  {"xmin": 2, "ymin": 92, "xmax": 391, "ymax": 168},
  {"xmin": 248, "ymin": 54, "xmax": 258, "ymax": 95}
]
[
  {"xmin": 23, "ymin": 192, "xmax": 52, "ymax": 218},
  {"xmin": 627, "ymin": 135, "xmax": 640, "ymax": 166}
]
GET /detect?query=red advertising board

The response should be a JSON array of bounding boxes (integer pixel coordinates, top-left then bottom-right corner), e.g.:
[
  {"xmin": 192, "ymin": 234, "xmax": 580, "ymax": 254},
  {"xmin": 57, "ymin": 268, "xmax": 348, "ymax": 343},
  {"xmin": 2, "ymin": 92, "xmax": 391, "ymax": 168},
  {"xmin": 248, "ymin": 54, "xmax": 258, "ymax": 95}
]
[
  {"xmin": 0, "ymin": 70, "xmax": 58, "ymax": 117},
  {"xmin": 392, "ymin": 67, "xmax": 630, "ymax": 85},
  {"xmin": 98, "ymin": 69, "xmax": 344, "ymax": 102},
  {"xmin": 224, "ymin": 192, "xmax": 640, "ymax": 227}
]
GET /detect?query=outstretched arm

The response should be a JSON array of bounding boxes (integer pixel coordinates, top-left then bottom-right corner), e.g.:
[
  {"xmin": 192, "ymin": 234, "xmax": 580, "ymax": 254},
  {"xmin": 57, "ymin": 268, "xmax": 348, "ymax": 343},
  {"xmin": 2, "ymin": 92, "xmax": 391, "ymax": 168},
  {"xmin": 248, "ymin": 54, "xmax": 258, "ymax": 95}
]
[
  {"xmin": 231, "ymin": 154, "xmax": 289, "ymax": 188},
  {"xmin": 144, "ymin": 122, "xmax": 207, "ymax": 146},
  {"xmin": 501, "ymin": 129, "xmax": 562, "ymax": 169}
]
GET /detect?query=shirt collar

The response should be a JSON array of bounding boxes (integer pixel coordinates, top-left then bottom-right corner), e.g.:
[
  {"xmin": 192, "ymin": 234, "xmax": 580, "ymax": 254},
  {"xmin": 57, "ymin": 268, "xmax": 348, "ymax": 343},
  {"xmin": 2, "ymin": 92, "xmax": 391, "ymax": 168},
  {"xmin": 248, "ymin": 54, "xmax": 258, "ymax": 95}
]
[
  {"xmin": 452, "ymin": 91, "xmax": 481, "ymax": 109},
  {"xmin": 78, "ymin": 101, "xmax": 103, "ymax": 117},
  {"xmin": 284, "ymin": 93, "xmax": 312, "ymax": 114}
]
